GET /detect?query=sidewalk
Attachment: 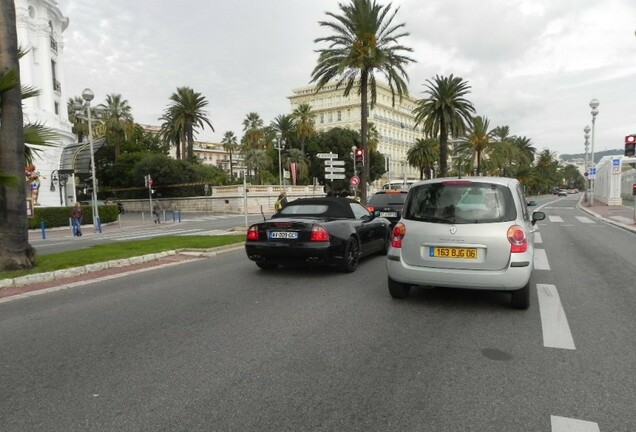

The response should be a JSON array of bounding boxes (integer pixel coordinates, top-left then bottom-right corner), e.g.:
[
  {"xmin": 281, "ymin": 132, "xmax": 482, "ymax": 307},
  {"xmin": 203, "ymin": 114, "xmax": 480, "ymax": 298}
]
[{"xmin": 577, "ymin": 197, "xmax": 636, "ymax": 234}]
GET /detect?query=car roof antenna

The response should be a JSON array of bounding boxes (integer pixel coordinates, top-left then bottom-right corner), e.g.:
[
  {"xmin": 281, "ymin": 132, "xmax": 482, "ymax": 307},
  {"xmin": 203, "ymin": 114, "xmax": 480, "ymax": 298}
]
[{"xmin": 260, "ymin": 204, "xmax": 266, "ymax": 221}]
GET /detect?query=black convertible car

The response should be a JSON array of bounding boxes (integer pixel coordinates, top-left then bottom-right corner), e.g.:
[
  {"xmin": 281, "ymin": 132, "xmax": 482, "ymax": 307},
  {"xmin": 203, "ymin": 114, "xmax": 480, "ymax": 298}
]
[{"xmin": 245, "ymin": 197, "xmax": 391, "ymax": 272}]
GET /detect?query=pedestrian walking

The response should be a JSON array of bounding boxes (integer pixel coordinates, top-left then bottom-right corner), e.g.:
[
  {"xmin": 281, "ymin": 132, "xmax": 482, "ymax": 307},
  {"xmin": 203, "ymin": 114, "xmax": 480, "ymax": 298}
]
[
  {"xmin": 274, "ymin": 191, "xmax": 288, "ymax": 212},
  {"xmin": 71, "ymin": 202, "xmax": 83, "ymax": 236},
  {"xmin": 153, "ymin": 201, "xmax": 161, "ymax": 224}
]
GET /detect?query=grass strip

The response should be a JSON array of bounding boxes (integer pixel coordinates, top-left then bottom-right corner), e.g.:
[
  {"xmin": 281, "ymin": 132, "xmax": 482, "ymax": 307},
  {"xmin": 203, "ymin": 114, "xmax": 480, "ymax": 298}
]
[{"xmin": 0, "ymin": 235, "xmax": 245, "ymax": 280}]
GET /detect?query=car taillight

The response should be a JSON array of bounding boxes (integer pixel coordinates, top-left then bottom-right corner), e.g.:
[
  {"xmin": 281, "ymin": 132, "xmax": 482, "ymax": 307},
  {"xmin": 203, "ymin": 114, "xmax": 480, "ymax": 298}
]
[
  {"xmin": 310, "ymin": 225, "xmax": 329, "ymax": 242},
  {"xmin": 391, "ymin": 223, "xmax": 406, "ymax": 248},
  {"xmin": 366, "ymin": 206, "xmax": 375, "ymax": 212},
  {"xmin": 246, "ymin": 225, "xmax": 260, "ymax": 241},
  {"xmin": 507, "ymin": 225, "xmax": 527, "ymax": 253}
]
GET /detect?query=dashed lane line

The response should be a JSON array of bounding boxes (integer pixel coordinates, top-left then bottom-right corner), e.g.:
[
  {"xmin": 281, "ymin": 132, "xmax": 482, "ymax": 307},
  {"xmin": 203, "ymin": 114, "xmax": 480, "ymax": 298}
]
[
  {"xmin": 534, "ymin": 232, "xmax": 543, "ymax": 244},
  {"xmin": 551, "ymin": 415, "xmax": 600, "ymax": 431},
  {"xmin": 534, "ymin": 249, "xmax": 551, "ymax": 271},
  {"xmin": 537, "ymin": 284, "xmax": 576, "ymax": 350}
]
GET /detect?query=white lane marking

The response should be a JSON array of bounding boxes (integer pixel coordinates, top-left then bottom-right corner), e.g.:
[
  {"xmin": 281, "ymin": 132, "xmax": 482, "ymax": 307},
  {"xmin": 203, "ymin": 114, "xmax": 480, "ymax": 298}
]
[
  {"xmin": 610, "ymin": 215, "xmax": 634, "ymax": 224},
  {"xmin": 575, "ymin": 216, "xmax": 595, "ymax": 224},
  {"xmin": 537, "ymin": 284, "xmax": 576, "ymax": 350},
  {"xmin": 113, "ymin": 229, "xmax": 204, "ymax": 241},
  {"xmin": 534, "ymin": 232, "xmax": 543, "ymax": 244},
  {"xmin": 551, "ymin": 415, "xmax": 600, "ymax": 431},
  {"xmin": 533, "ymin": 249, "xmax": 551, "ymax": 270},
  {"xmin": 548, "ymin": 215, "xmax": 564, "ymax": 223}
]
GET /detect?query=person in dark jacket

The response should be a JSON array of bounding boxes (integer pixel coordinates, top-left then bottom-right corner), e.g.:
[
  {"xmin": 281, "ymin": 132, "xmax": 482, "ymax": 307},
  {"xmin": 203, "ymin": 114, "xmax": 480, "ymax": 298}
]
[{"xmin": 71, "ymin": 202, "xmax": 83, "ymax": 236}]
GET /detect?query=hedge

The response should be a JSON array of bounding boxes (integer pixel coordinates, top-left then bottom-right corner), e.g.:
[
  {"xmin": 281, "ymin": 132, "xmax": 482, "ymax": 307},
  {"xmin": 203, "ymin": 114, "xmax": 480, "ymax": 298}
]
[{"xmin": 28, "ymin": 205, "xmax": 120, "ymax": 230}]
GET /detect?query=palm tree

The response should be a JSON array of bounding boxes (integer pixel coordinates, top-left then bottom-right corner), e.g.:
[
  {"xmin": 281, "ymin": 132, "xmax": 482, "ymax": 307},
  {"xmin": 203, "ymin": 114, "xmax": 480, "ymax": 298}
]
[
  {"xmin": 290, "ymin": 103, "xmax": 315, "ymax": 154},
  {"xmin": 243, "ymin": 148, "xmax": 271, "ymax": 185},
  {"xmin": 165, "ymin": 87, "xmax": 214, "ymax": 160},
  {"xmin": 284, "ymin": 148, "xmax": 309, "ymax": 185},
  {"xmin": 0, "ymin": 4, "xmax": 36, "ymax": 270},
  {"xmin": 457, "ymin": 115, "xmax": 494, "ymax": 176},
  {"xmin": 407, "ymin": 138, "xmax": 438, "ymax": 179},
  {"xmin": 511, "ymin": 136, "xmax": 536, "ymax": 167},
  {"xmin": 242, "ymin": 112, "xmax": 265, "ymax": 151},
  {"xmin": 270, "ymin": 114, "xmax": 296, "ymax": 144},
  {"xmin": 97, "ymin": 93, "xmax": 133, "ymax": 161},
  {"xmin": 311, "ymin": 0, "xmax": 415, "ymax": 203},
  {"xmin": 67, "ymin": 96, "xmax": 88, "ymax": 143},
  {"xmin": 221, "ymin": 131, "xmax": 239, "ymax": 180},
  {"xmin": 158, "ymin": 109, "xmax": 183, "ymax": 159},
  {"xmin": 413, "ymin": 74, "xmax": 475, "ymax": 177}
]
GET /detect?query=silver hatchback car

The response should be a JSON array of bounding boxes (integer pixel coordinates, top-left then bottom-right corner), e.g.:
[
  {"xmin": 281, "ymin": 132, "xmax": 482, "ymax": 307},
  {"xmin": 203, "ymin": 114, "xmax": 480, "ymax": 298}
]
[{"xmin": 386, "ymin": 177, "xmax": 545, "ymax": 309}]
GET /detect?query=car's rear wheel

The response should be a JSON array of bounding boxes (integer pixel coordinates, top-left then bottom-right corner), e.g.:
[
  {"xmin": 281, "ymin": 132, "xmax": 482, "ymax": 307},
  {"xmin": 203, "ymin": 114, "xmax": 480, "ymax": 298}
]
[
  {"xmin": 340, "ymin": 237, "xmax": 360, "ymax": 273},
  {"xmin": 511, "ymin": 280, "xmax": 530, "ymax": 309},
  {"xmin": 256, "ymin": 262, "xmax": 278, "ymax": 270},
  {"xmin": 388, "ymin": 277, "xmax": 411, "ymax": 299}
]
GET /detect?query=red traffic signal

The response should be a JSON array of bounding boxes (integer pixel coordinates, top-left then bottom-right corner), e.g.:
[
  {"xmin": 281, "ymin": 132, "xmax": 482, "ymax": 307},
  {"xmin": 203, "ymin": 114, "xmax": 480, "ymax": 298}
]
[
  {"xmin": 625, "ymin": 134, "xmax": 636, "ymax": 157},
  {"xmin": 354, "ymin": 148, "xmax": 364, "ymax": 167}
]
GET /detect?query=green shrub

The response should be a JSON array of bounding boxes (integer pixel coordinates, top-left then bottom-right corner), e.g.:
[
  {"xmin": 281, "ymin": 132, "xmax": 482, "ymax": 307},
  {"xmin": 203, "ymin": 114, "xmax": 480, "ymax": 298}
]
[{"xmin": 28, "ymin": 205, "xmax": 120, "ymax": 229}]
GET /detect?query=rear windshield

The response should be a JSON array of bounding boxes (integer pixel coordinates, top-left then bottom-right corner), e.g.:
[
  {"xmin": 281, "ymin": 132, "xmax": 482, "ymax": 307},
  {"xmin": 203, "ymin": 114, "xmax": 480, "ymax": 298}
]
[
  {"xmin": 368, "ymin": 193, "xmax": 407, "ymax": 206},
  {"xmin": 276, "ymin": 204, "xmax": 329, "ymax": 216},
  {"xmin": 403, "ymin": 182, "xmax": 517, "ymax": 224}
]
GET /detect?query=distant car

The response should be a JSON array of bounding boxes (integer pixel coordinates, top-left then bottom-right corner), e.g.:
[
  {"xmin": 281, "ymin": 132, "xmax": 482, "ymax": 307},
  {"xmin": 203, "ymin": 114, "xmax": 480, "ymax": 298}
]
[
  {"xmin": 558, "ymin": 190, "xmax": 568, "ymax": 197},
  {"xmin": 245, "ymin": 197, "xmax": 391, "ymax": 272},
  {"xmin": 366, "ymin": 190, "xmax": 408, "ymax": 227},
  {"xmin": 386, "ymin": 177, "xmax": 545, "ymax": 309}
]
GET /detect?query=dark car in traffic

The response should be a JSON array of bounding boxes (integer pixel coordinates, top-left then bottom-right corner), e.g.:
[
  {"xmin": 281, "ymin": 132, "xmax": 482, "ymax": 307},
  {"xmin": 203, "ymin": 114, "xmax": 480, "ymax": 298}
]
[
  {"xmin": 366, "ymin": 190, "xmax": 408, "ymax": 227},
  {"xmin": 245, "ymin": 197, "xmax": 391, "ymax": 272}
]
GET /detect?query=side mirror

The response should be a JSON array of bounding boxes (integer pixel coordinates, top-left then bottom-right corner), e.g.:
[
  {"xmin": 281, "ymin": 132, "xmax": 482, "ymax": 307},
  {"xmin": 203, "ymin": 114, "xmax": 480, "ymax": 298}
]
[
  {"xmin": 374, "ymin": 210, "xmax": 381, "ymax": 218},
  {"xmin": 527, "ymin": 200, "xmax": 537, "ymax": 207},
  {"xmin": 531, "ymin": 211, "xmax": 546, "ymax": 226},
  {"xmin": 361, "ymin": 214, "xmax": 373, "ymax": 222}
]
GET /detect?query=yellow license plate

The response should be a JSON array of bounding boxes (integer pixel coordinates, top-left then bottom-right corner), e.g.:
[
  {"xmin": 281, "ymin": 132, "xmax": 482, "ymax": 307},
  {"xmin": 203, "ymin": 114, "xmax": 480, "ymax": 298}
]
[{"xmin": 430, "ymin": 247, "xmax": 477, "ymax": 259}]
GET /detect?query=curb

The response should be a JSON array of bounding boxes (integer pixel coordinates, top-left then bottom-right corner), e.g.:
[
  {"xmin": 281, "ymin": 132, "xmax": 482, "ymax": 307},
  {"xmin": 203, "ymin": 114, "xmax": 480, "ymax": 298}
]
[
  {"xmin": 576, "ymin": 200, "xmax": 636, "ymax": 234},
  {"xmin": 1, "ymin": 243, "xmax": 245, "ymax": 290}
]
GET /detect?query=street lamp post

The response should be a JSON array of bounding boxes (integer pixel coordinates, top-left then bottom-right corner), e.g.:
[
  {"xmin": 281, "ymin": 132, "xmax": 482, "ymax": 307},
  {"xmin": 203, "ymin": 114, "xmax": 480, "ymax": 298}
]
[
  {"xmin": 274, "ymin": 132, "xmax": 285, "ymax": 190},
  {"xmin": 79, "ymin": 88, "xmax": 100, "ymax": 232},
  {"xmin": 589, "ymin": 99, "xmax": 599, "ymax": 205},
  {"xmin": 584, "ymin": 125, "xmax": 591, "ymax": 203}
]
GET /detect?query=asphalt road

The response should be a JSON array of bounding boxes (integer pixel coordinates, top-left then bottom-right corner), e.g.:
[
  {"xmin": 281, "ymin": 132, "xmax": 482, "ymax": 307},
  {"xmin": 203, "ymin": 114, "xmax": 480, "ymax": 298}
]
[{"xmin": 2, "ymin": 194, "xmax": 634, "ymax": 431}]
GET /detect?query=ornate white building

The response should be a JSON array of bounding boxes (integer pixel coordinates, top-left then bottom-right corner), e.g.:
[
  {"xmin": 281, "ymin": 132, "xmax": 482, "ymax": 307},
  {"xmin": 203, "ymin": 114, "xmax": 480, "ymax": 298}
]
[
  {"xmin": 289, "ymin": 81, "xmax": 425, "ymax": 183},
  {"xmin": 15, "ymin": 0, "xmax": 76, "ymax": 207}
]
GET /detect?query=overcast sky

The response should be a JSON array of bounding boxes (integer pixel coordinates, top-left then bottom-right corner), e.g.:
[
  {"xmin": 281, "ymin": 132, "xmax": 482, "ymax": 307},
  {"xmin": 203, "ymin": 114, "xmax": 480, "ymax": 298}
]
[{"xmin": 56, "ymin": 0, "xmax": 636, "ymax": 156}]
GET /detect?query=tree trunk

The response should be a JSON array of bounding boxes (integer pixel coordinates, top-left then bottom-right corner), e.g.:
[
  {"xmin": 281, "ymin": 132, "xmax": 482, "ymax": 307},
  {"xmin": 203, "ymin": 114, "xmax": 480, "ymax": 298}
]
[
  {"xmin": 0, "ymin": 0, "xmax": 36, "ymax": 271},
  {"xmin": 187, "ymin": 121, "xmax": 194, "ymax": 160},
  {"xmin": 229, "ymin": 152, "xmax": 234, "ymax": 180},
  {"xmin": 439, "ymin": 121, "xmax": 448, "ymax": 177},
  {"xmin": 359, "ymin": 72, "xmax": 369, "ymax": 204}
]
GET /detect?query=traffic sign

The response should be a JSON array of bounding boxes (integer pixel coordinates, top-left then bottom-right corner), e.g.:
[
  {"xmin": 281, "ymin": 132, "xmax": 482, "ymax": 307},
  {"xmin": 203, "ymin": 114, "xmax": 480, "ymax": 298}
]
[
  {"xmin": 317, "ymin": 152, "xmax": 338, "ymax": 159},
  {"xmin": 350, "ymin": 175, "xmax": 360, "ymax": 186},
  {"xmin": 325, "ymin": 166, "xmax": 345, "ymax": 173},
  {"xmin": 325, "ymin": 173, "xmax": 346, "ymax": 180},
  {"xmin": 324, "ymin": 159, "xmax": 345, "ymax": 166}
]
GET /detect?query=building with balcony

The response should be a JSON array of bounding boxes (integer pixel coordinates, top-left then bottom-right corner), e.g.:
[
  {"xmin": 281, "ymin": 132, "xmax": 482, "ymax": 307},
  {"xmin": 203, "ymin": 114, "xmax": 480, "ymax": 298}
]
[{"xmin": 288, "ymin": 81, "xmax": 426, "ymax": 183}]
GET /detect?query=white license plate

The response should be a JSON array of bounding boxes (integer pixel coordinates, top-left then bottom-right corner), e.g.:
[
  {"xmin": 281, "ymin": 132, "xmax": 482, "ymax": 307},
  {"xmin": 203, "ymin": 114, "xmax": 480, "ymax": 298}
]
[
  {"xmin": 269, "ymin": 231, "xmax": 298, "ymax": 239},
  {"xmin": 380, "ymin": 212, "xmax": 397, "ymax": 218}
]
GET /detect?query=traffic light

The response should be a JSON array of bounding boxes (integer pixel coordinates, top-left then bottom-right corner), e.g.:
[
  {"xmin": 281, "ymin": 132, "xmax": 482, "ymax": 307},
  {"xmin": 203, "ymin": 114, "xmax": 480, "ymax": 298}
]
[
  {"xmin": 625, "ymin": 134, "xmax": 636, "ymax": 157},
  {"xmin": 354, "ymin": 148, "xmax": 364, "ymax": 169}
]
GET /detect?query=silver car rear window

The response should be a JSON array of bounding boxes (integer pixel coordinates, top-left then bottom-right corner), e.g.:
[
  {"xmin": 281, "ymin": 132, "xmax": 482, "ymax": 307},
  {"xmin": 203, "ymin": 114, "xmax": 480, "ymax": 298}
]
[{"xmin": 403, "ymin": 181, "xmax": 517, "ymax": 224}]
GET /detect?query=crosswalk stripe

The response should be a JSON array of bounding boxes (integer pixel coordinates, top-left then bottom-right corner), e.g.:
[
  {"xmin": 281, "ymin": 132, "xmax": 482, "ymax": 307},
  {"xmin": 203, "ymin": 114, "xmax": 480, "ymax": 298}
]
[
  {"xmin": 537, "ymin": 284, "xmax": 575, "ymax": 350},
  {"xmin": 534, "ymin": 232, "xmax": 543, "ymax": 244},
  {"xmin": 575, "ymin": 216, "xmax": 595, "ymax": 224},
  {"xmin": 610, "ymin": 215, "xmax": 633, "ymax": 224},
  {"xmin": 533, "ymin": 249, "xmax": 550, "ymax": 270},
  {"xmin": 551, "ymin": 415, "xmax": 599, "ymax": 431},
  {"xmin": 548, "ymin": 215, "xmax": 564, "ymax": 223}
]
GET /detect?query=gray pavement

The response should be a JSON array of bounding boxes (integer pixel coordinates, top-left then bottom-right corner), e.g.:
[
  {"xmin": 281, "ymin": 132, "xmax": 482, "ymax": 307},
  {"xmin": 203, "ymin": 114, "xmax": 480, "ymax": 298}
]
[{"xmin": 577, "ymin": 196, "xmax": 636, "ymax": 233}]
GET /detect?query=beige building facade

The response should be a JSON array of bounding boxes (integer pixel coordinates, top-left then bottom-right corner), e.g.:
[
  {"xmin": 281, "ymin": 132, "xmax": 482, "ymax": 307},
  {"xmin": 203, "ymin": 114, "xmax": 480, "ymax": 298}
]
[{"xmin": 289, "ymin": 81, "xmax": 425, "ymax": 183}]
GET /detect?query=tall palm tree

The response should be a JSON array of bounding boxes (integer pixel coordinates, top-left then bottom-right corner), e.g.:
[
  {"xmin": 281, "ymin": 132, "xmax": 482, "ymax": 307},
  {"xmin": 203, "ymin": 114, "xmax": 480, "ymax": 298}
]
[
  {"xmin": 457, "ymin": 115, "xmax": 494, "ymax": 176},
  {"xmin": 97, "ymin": 93, "xmax": 133, "ymax": 161},
  {"xmin": 243, "ymin": 148, "xmax": 271, "ymax": 185},
  {"xmin": 311, "ymin": 0, "xmax": 415, "ymax": 203},
  {"xmin": 270, "ymin": 114, "xmax": 296, "ymax": 144},
  {"xmin": 0, "ymin": 3, "xmax": 35, "ymax": 270},
  {"xmin": 165, "ymin": 86, "xmax": 214, "ymax": 160},
  {"xmin": 158, "ymin": 109, "xmax": 183, "ymax": 159},
  {"xmin": 290, "ymin": 103, "xmax": 315, "ymax": 154},
  {"xmin": 412, "ymin": 74, "xmax": 475, "ymax": 177},
  {"xmin": 284, "ymin": 148, "xmax": 309, "ymax": 185},
  {"xmin": 242, "ymin": 112, "xmax": 265, "ymax": 151},
  {"xmin": 221, "ymin": 131, "xmax": 239, "ymax": 180},
  {"xmin": 511, "ymin": 136, "xmax": 536, "ymax": 167},
  {"xmin": 407, "ymin": 138, "xmax": 438, "ymax": 179}
]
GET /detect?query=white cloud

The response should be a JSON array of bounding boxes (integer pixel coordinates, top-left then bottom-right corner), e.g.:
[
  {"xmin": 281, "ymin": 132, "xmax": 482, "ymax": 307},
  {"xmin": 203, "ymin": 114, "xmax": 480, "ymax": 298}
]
[{"xmin": 56, "ymin": 0, "xmax": 636, "ymax": 155}]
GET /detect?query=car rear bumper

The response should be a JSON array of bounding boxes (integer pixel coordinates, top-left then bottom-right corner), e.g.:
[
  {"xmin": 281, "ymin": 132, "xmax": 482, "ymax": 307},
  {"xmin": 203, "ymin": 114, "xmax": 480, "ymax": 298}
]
[
  {"xmin": 386, "ymin": 250, "xmax": 532, "ymax": 291},
  {"xmin": 245, "ymin": 242, "xmax": 341, "ymax": 265}
]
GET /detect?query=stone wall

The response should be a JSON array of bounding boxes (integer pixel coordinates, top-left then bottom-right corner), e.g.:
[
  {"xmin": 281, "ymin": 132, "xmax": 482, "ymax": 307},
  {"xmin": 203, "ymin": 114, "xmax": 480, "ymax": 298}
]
[{"xmin": 118, "ymin": 185, "xmax": 326, "ymax": 214}]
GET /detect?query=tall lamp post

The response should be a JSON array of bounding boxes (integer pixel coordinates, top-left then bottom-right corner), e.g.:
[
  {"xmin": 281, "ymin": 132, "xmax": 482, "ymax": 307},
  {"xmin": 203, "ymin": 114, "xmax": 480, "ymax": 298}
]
[
  {"xmin": 583, "ymin": 125, "xmax": 591, "ymax": 203},
  {"xmin": 76, "ymin": 88, "xmax": 100, "ymax": 231},
  {"xmin": 589, "ymin": 98, "xmax": 599, "ymax": 205},
  {"xmin": 274, "ymin": 131, "xmax": 285, "ymax": 190}
]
